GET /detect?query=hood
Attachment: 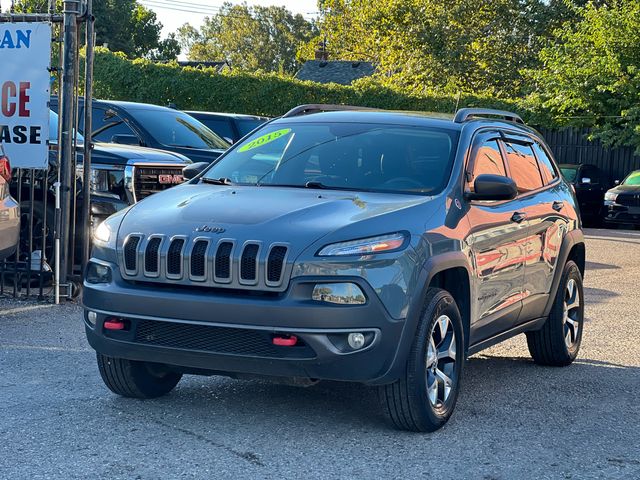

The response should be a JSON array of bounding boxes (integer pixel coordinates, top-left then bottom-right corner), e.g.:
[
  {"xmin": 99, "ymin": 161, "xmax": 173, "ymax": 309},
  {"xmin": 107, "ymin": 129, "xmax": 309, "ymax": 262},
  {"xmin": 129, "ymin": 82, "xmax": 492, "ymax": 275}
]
[
  {"xmin": 118, "ymin": 184, "xmax": 431, "ymax": 252},
  {"xmin": 608, "ymin": 184, "xmax": 640, "ymax": 194},
  {"xmin": 92, "ymin": 143, "xmax": 191, "ymax": 164}
]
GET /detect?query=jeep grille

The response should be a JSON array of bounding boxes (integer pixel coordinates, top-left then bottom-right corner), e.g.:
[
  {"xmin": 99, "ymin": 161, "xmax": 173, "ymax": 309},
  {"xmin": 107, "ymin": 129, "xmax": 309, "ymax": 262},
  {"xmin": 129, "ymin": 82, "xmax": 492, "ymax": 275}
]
[{"xmin": 119, "ymin": 235, "xmax": 290, "ymax": 292}]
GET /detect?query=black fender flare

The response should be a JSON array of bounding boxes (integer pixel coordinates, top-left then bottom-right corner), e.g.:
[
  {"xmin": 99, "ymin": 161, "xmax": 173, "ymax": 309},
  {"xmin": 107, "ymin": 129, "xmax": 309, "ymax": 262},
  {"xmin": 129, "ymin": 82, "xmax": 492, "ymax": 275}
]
[
  {"xmin": 369, "ymin": 251, "xmax": 472, "ymax": 385},
  {"xmin": 542, "ymin": 228, "xmax": 585, "ymax": 318}
]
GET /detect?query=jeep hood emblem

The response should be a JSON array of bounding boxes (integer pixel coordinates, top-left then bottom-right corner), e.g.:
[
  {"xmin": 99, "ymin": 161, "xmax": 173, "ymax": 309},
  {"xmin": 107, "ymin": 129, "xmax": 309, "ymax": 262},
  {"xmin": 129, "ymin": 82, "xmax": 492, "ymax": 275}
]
[{"xmin": 195, "ymin": 225, "xmax": 226, "ymax": 233}]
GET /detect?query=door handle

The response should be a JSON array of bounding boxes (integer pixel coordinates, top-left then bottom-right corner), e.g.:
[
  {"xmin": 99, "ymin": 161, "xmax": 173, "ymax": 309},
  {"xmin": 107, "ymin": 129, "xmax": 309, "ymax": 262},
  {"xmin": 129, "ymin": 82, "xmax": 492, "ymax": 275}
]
[
  {"xmin": 511, "ymin": 211, "xmax": 526, "ymax": 223},
  {"xmin": 552, "ymin": 201, "xmax": 564, "ymax": 212}
]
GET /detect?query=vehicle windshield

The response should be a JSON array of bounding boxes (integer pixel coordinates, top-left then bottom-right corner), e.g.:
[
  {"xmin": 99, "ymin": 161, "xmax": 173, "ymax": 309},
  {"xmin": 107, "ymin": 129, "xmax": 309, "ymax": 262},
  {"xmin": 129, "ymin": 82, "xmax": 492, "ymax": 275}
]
[
  {"xmin": 202, "ymin": 122, "xmax": 459, "ymax": 195},
  {"xmin": 128, "ymin": 108, "xmax": 230, "ymax": 150},
  {"xmin": 560, "ymin": 166, "xmax": 578, "ymax": 182},
  {"xmin": 49, "ymin": 110, "xmax": 84, "ymax": 144},
  {"xmin": 622, "ymin": 171, "xmax": 640, "ymax": 186}
]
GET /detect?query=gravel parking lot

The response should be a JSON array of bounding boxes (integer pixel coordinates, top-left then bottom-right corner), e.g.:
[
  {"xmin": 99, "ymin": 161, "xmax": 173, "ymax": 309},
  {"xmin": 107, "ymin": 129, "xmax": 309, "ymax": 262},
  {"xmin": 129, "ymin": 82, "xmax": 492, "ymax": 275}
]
[{"xmin": 1, "ymin": 228, "xmax": 639, "ymax": 479}]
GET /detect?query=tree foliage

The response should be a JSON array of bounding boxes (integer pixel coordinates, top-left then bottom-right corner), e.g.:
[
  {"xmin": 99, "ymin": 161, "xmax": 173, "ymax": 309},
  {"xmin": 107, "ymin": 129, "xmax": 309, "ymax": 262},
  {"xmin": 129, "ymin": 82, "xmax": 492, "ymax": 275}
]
[
  {"xmin": 306, "ymin": 0, "xmax": 577, "ymax": 97},
  {"xmin": 176, "ymin": 2, "xmax": 317, "ymax": 74},
  {"xmin": 526, "ymin": 0, "xmax": 640, "ymax": 151},
  {"xmin": 14, "ymin": 0, "xmax": 179, "ymax": 60},
  {"xmin": 92, "ymin": 48, "xmax": 522, "ymax": 118}
]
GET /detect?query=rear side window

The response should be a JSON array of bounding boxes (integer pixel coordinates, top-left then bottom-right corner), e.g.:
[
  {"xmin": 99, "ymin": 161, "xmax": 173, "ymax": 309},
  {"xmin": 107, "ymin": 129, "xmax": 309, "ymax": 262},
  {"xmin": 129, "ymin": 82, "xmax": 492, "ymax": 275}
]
[
  {"xmin": 200, "ymin": 117, "xmax": 235, "ymax": 141},
  {"xmin": 532, "ymin": 142, "xmax": 558, "ymax": 184},
  {"xmin": 503, "ymin": 141, "xmax": 544, "ymax": 193},
  {"xmin": 467, "ymin": 139, "xmax": 506, "ymax": 191}
]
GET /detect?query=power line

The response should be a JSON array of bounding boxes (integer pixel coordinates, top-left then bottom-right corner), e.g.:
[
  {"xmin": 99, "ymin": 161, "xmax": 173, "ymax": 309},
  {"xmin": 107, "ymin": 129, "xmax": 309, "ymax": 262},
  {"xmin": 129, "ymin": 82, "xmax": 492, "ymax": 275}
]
[{"xmin": 140, "ymin": 0, "xmax": 319, "ymax": 19}]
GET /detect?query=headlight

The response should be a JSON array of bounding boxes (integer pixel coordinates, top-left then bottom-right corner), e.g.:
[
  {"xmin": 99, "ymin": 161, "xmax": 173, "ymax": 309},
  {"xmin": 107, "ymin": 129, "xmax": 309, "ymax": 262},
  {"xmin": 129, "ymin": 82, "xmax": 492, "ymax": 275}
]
[
  {"xmin": 317, "ymin": 232, "xmax": 407, "ymax": 257},
  {"xmin": 86, "ymin": 261, "xmax": 112, "ymax": 284},
  {"xmin": 604, "ymin": 191, "xmax": 618, "ymax": 203},
  {"xmin": 76, "ymin": 166, "xmax": 115, "ymax": 193},
  {"xmin": 93, "ymin": 221, "xmax": 112, "ymax": 245}
]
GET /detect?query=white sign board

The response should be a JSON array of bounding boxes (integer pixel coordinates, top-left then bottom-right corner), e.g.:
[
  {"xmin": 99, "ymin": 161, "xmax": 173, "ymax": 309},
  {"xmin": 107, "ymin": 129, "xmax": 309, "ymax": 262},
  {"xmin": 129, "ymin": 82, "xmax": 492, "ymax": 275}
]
[{"xmin": 0, "ymin": 22, "xmax": 51, "ymax": 168}]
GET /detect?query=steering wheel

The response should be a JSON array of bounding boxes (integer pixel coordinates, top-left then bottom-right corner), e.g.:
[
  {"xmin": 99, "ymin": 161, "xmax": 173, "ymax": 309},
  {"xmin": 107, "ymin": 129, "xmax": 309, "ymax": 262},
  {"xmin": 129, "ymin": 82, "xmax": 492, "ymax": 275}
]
[{"xmin": 382, "ymin": 177, "xmax": 424, "ymax": 189}]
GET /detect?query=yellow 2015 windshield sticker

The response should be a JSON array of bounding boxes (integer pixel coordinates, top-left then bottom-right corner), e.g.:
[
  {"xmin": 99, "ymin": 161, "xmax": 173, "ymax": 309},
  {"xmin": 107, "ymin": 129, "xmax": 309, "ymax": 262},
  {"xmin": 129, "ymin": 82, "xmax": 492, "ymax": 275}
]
[{"xmin": 238, "ymin": 128, "xmax": 292, "ymax": 153}]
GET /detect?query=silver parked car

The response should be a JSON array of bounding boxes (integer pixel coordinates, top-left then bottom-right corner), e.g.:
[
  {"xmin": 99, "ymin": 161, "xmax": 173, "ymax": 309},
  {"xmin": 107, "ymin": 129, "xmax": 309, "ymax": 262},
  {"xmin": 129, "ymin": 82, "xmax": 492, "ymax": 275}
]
[{"xmin": 0, "ymin": 145, "xmax": 19, "ymax": 261}]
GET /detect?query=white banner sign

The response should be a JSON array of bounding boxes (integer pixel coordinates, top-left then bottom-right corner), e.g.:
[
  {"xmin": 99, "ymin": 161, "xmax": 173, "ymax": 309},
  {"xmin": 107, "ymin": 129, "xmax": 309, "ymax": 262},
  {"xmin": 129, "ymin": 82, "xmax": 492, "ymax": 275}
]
[{"xmin": 0, "ymin": 22, "xmax": 51, "ymax": 168}]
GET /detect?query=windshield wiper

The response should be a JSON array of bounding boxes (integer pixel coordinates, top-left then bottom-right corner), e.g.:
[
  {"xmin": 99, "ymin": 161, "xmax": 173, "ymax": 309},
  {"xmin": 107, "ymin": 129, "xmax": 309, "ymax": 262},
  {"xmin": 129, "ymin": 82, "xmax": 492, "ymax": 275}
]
[
  {"xmin": 304, "ymin": 181, "xmax": 329, "ymax": 189},
  {"xmin": 201, "ymin": 177, "xmax": 234, "ymax": 185}
]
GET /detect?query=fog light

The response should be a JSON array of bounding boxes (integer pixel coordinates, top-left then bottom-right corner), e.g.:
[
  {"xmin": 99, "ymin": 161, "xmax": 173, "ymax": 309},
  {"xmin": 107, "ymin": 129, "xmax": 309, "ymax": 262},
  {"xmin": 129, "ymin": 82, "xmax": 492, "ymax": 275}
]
[
  {"xmin": 87, "ymin": 311, "xmax": 97, "ymax": 326},
  {"xmin": 312, "ymin": 283, "xmax": 366, "ymax": 305},
  {"xmin": 86, "ymin": 262, "xmax": 112, "ymax": 284},
  {"xmin": 347, "ymin": 333, "xmax": 366, "ymax": 350}
]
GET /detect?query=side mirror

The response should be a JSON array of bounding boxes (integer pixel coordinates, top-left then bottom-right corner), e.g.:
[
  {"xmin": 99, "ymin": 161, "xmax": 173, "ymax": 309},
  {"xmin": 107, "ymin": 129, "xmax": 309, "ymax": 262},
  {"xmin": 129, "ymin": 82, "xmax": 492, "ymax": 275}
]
[
  {"xmin": 581, "ymin": 177, "xmax": 591, "ymax": 185},
  {"xmin": 183, "ymin": 162, "xmax": 209, "ymax": 180},
  {"xmin": 111, "ymin": 134, "xmax": 140, "ymax": 146},
  {"xmin": 466, "ymin": 174, "xmax": 518, "ymax": 201},
  {"xmin": 614, "ymin": 180, "xmax": 621, "ymax": 186}
]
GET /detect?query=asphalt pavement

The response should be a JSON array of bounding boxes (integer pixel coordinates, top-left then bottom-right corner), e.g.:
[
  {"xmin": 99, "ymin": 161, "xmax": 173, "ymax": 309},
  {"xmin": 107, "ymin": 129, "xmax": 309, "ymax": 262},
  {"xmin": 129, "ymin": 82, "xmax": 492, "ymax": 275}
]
[{"xmin": 1, "ymin": 228, "xmax": 639, "ymax": 479}]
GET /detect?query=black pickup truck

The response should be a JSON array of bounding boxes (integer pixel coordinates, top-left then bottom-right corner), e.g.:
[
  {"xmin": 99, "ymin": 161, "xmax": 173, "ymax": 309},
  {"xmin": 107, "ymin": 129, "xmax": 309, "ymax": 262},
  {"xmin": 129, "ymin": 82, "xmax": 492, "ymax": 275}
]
[
  {"xmin": 12, "ymin": 111, "xmax": 190, "ymax": 266},
  {"xmin": 50, "ymin": 98, "xmax": 230, "ymax": 163}
]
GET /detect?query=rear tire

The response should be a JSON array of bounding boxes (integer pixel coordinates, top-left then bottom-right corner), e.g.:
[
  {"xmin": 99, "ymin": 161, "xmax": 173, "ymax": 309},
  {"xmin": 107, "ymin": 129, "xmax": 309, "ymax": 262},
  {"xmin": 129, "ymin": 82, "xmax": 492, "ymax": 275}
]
[
  {"xmin": 526, "ymin": 260, "xmax": 584, "ymax": 366},
  {"xmin": 379, "ymin": 288, "xmax": 464, "ymax": 432},
  {"xmin": 97, "ymin": 353, "xmax": 182, "ymax": 399}
]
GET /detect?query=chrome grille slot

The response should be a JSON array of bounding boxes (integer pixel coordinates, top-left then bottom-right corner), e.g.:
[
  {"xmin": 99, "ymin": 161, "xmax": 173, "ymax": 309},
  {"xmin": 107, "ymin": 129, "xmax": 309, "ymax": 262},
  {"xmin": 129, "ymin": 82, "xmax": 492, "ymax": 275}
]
[
  {"xmin": 240, "ymin": 243, "xmax": 260, "ymax": 283},
  {"xmin": 166, "ymin": 238, "xmax": 186, "ymax": 278},
  {"xmin": 123, "ymin": 235, "xmax": 141, "ymax": 274},
  {"xmin": 266, "ymin": 245, "xmax": 288, "ymax": 285},
  {"xmin": 190, "ymin": 239, "xmax": 209, "ymax": 280},
  {"xmin": 144, "ymin": 237, "xmax": 162, "ymax": 275},
  {"xmin": 214, "ymin": 242, "xmax": 233, "ymax": 281}
]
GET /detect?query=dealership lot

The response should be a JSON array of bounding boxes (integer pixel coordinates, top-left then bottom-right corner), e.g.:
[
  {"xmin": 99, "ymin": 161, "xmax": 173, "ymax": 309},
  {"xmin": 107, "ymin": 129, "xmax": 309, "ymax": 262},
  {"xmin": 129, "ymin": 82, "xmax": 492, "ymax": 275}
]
[{"xmin": 1, "ymin": 228, "xmax": 639, "ymax": 479}]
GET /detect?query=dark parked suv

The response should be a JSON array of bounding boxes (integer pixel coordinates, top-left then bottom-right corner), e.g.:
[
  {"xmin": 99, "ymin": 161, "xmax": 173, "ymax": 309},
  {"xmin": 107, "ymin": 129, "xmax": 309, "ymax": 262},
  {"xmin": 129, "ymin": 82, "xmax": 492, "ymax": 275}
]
[
  {"xmin": 559, "ymin": 163, "xmax": 606, "ymax": 226},
  {"xmin": 83, "ymin": 106, "xmax": 586, "ymax": 432},
  {"xmin": 50, "ymin": 98, "xmax": 230, "ymax": 163}
]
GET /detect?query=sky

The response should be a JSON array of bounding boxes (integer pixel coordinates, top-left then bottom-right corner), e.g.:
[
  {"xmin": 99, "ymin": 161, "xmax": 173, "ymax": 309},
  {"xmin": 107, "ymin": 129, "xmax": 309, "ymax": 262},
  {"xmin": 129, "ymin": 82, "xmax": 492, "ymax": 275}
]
[{"xmin": 139, "ymin": 0, "xmax": 320, "ymax": 40}]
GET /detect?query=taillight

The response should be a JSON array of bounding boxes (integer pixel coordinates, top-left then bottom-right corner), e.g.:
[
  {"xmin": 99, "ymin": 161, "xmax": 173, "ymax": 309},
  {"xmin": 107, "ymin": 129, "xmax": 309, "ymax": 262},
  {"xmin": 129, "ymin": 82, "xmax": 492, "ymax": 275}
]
[{"xmin": 0, "ymin": 156, "xmax": 10, "ymax": 182}]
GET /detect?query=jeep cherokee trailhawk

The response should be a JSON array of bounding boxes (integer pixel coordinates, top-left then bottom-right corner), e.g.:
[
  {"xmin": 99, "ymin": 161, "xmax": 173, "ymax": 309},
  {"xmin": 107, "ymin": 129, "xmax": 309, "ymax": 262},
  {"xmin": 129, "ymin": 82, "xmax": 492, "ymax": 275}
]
[{"xmin": 83, "ymin": 105, "xmax": 586, "ymax": 432}]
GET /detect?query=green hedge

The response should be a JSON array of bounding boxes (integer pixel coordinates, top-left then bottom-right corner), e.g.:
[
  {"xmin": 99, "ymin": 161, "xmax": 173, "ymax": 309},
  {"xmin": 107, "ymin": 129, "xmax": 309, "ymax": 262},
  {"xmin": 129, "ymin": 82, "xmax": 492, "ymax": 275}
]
[{"xmin": 93, "ymin": 48, "xmax": 548, "ymax": 123}]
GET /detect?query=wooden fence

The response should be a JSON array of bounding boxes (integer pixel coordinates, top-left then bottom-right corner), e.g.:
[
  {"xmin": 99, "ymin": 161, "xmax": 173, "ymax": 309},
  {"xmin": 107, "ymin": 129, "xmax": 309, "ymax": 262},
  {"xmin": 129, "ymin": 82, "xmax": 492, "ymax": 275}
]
[{"xmin": 539, "ymin": 127, "xmax": 640, "ymax": 186}]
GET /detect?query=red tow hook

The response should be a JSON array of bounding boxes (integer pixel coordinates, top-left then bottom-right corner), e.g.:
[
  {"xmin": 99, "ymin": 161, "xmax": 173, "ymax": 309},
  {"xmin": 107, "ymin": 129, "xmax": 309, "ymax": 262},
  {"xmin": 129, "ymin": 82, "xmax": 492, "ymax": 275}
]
[
  {"xmin": 103, "ymin": 318, "xmax": 126, "ymax": 331},
  {"xmin": 272, "ymin": 334, "xmax": 298, "ymax": 347}
]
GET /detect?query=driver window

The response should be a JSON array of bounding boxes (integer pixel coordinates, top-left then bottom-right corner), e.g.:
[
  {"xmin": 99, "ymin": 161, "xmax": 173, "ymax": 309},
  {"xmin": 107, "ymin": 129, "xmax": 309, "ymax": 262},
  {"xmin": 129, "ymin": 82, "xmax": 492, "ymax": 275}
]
[{"xmin": 467, "ymin": 139, "xmax": 506, "ymax": 192}]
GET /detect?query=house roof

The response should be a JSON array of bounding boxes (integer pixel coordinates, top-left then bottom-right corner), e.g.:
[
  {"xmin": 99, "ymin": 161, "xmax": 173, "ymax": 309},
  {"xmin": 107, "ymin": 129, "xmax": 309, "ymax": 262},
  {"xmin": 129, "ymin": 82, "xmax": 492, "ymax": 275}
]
[
  {"xmin": 177, "ymin": 60, "xmax": 230, "ymax": 72},
  {"xmin": 294, "ymin": 60, "xmax": 376, "ymax": 85}
]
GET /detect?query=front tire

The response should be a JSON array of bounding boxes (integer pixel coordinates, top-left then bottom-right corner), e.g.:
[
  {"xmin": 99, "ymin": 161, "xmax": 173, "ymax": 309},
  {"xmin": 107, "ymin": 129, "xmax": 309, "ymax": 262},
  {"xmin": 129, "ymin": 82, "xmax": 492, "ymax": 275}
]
[
  {"xmin": 526, "ymin": 260, "xmax": 584, "ymax": 366},
  {"xmin": 379, "ymin": 288, "xmax": 464, "ymax": 432},
  {"xmin": 97, "ymin": 354, "xmax": 182, "ymax": 399}
]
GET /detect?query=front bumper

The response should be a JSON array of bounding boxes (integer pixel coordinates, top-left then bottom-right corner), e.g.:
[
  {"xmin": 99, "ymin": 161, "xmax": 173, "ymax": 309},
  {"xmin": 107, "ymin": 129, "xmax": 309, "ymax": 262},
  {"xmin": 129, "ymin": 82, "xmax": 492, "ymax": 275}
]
[
  {"xmin": 604, "ymin": 203, "xmax": 640, "ymax": 225},
  {"xmin": 82, "ymin": 269, "xmax": 410, "ymax": 384}
]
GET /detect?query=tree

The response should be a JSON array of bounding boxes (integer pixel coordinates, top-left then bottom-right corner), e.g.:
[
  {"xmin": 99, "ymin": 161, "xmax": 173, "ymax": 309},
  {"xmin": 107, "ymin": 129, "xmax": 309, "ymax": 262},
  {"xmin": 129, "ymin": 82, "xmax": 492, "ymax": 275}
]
[
  {"xmin": 14, "ymin": 0, "xmax": 175, "ymax": 59},
  {"xmin": 177, "ymin": 2, "xmax": 317, "ymax": 74},
  {"xmin": 306, "ymin": 0, "xmax": 577, "ymax": 96},
  {"xmin": 527, "ymin": 0, "xmax": 640, "ymax": 151}
]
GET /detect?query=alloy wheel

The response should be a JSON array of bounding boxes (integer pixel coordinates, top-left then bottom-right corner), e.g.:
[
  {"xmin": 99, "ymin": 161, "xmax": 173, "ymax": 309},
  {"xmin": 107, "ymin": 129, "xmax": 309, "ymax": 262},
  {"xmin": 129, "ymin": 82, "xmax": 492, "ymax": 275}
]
[
  {"xmin": 425, "ymin": 315, "xmax": 457, "ymax": 408},
  {"xmin": 563, "ymin": 278, "xmax": 581, "ymax": 348}
]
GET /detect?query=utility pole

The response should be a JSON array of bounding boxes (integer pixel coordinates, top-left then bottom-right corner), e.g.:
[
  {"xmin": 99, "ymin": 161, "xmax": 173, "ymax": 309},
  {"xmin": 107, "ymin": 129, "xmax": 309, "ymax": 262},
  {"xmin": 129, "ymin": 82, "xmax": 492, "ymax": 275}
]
[
  {"xmin": 81, "ymin": 0, "xmax": 94, "ymax": 269},
  {"xmin": 58, "ymin": 0, "xmax": 80, "ymax": 288}
]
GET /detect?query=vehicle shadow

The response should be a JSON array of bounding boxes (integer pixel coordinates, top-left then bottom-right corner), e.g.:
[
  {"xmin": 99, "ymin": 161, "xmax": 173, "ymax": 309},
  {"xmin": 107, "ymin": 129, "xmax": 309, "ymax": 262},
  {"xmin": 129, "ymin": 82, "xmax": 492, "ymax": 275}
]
[
  {"xmin": 103, "ymin": 351, "xmax": 640, "ymax": 437},
  {"xmin": 585, "ymin": 261, "xmax": 620, "ymax": 271}
]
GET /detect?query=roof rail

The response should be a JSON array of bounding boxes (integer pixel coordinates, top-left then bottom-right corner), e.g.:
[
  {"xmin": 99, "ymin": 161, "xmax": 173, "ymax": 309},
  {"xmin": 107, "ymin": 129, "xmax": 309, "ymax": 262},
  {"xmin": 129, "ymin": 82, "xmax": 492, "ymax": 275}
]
[
  {"xmin": 453, "ymin": 108, "xmax": 524, "ymax": 125},
  {"xmin": 282, "ymin": 104, "xmax": 380, "ymax": 118}
]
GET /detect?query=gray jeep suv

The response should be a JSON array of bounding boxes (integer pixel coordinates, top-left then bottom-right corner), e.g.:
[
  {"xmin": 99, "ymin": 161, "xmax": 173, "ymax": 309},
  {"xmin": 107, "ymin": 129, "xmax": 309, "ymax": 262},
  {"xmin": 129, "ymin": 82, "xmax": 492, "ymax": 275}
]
[{"xmin": 83, "ymin": 105, "xmax": 586, "ymax": 432}]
